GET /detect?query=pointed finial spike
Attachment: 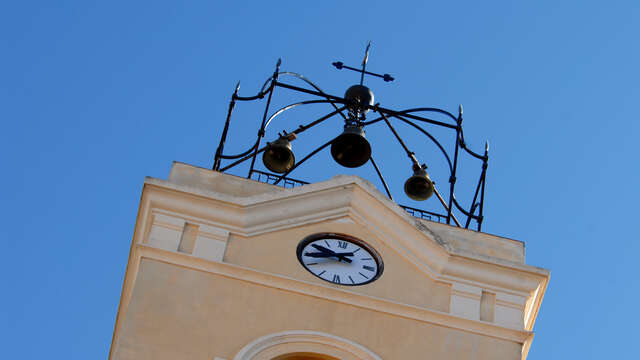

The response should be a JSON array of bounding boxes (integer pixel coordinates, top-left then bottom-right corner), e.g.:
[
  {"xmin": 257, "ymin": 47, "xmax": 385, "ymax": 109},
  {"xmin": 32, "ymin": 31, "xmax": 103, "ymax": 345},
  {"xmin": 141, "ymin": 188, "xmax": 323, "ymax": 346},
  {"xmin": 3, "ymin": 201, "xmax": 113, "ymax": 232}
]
[
  {"xmin": 234, "ymin": 81, "xmax": 241, "ymax": 94},
  {"xmin": 485, "ymin": 141, "xmax": 490, "ymax": 152},
  {"xmin": 459, "ymin": 104, "xmax": 463, "ymax": 115},
  {"xmin": 362, "ymin": 41, "xmax": 371, "ymax": 67},
  {"xmin": 276, "ymin": 58, "xmax": 282, "ymax": 67}
]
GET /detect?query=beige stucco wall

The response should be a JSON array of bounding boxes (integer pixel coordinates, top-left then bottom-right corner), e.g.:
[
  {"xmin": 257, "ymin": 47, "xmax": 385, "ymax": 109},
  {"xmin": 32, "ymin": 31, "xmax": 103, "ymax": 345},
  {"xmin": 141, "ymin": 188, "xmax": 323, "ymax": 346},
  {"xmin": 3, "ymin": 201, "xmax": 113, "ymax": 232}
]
[
  {"xmin": 224, "ymin": 220, "xmax": 451, "ymax": 312},
  {"xmin": 114, "ymin": 259, "xmax": 522, "ymax": 360}
]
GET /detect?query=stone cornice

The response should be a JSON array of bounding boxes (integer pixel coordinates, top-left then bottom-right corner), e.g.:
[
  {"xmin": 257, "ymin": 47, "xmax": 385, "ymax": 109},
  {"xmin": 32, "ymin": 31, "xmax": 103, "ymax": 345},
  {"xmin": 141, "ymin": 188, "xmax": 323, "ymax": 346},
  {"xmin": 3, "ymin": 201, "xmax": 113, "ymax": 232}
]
[{"xmin": 141, "ymin": 177, "xmax": 549, "ymax": 298}]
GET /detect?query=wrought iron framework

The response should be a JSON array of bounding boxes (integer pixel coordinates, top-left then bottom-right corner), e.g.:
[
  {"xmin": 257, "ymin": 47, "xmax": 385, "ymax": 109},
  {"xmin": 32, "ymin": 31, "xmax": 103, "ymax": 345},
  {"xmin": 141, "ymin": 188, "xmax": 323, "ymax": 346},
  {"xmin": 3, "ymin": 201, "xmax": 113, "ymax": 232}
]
[{"xmin": 212, "ymin": 49, "xmax": 489, "ymax": 231}]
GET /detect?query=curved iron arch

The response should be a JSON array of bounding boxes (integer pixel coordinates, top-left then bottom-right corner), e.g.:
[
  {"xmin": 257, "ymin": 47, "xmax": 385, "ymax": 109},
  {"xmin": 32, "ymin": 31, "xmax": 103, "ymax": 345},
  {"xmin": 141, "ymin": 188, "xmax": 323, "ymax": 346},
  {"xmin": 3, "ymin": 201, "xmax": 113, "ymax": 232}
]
[{"xmin": 213, "ymin": 59, "xmax": 490, "ymax": 231}]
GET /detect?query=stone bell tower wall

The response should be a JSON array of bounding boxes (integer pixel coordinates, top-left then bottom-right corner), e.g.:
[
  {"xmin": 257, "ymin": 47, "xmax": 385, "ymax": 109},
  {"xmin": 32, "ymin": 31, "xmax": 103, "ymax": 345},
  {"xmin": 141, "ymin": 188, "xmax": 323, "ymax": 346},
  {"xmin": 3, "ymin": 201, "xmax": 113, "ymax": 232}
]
[{"xmin": 109, "ymin": 162, "xmax": 549, "ymax": 360}]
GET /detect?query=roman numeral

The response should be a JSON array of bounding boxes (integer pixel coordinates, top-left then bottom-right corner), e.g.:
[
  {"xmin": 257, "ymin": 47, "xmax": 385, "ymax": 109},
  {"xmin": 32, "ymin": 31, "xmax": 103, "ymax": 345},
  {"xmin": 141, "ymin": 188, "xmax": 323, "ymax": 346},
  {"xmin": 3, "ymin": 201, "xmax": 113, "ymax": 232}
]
[
  {"xmin": 363, "ymin": 265, "xmax": 375, "ymax": 272},
  {"xmin": 318, "ymin": 270, "xmax": 326, "ymax": 276},
  {"xmin": 306, "ymin": 262, "xmax": 318, "ymax": 266},
  {"xmin": 360, "ymin": 257, "xmax": 372, "ymax": 261},
  {"xmin": 348, "ymin": 275, "xmax": 355, "ymax": 284},
  {"xmin": 324, "ymin": 240, "xmax": 331, "ymax": 248},
  {"xmin": 337, "ymin": 241, "xmax": 348, "ymax": 249},
  {"xmin": 332, "ymin": 274, "xmax": 341, "ymax": 284},
  {"xmin": 358, "ymin": 272, "xmax": 369, "ymax": 279}
]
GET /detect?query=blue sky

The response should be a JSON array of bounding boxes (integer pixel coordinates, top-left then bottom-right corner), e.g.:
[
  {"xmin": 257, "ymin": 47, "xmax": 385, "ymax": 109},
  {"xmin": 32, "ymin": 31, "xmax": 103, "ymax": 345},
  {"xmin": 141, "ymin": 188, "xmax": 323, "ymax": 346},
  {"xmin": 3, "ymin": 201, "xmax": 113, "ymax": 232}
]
[{"xmin": 2, "ymin": 1, "xmax": 639, "ymax": 359}]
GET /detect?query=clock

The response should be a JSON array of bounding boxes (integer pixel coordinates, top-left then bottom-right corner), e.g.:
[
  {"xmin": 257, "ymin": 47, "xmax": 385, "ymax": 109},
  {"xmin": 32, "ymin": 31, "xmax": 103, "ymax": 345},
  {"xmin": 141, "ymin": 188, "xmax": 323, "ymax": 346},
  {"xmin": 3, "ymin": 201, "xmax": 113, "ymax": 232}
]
[{"xmin": 296, "ymin": 233, "xmax": 383, "ymax": 286}]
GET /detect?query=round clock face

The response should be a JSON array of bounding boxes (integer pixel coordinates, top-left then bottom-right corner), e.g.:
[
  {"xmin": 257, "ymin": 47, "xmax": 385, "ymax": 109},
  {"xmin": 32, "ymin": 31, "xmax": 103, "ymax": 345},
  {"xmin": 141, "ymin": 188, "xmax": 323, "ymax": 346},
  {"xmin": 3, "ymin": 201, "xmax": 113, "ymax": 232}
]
[{"xmin": 296, "ymin": 233, "xmax": 383, "ymax": 286}]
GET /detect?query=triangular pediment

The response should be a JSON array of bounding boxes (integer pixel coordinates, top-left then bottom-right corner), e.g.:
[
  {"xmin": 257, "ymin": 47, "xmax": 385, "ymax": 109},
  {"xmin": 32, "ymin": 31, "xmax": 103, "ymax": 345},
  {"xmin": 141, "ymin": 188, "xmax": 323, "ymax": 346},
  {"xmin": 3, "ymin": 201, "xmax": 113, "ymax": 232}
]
[{"xmin": 160, "ymin": 162, "xmax": 455, "ymax": 277}]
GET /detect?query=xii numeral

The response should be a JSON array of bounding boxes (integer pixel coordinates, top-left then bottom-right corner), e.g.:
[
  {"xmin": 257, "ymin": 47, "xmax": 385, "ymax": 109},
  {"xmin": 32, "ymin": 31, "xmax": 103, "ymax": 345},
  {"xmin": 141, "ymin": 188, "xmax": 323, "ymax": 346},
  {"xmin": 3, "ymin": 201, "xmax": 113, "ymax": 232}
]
[
  {"xmin": 332, "ymin": 274, "xmax": 341, "ymax": 284},
  {"xmin": 337, "ymin": 241, "xmax": 348, "ymax": 249}
]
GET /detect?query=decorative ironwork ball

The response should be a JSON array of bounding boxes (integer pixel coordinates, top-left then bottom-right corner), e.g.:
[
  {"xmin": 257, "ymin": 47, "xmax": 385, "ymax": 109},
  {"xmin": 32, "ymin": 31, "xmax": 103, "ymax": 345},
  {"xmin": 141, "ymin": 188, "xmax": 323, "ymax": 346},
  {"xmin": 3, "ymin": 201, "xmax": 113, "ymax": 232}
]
[{"xmin": 344, "ymin": 85, "xmax": 374, "ymax": 114}]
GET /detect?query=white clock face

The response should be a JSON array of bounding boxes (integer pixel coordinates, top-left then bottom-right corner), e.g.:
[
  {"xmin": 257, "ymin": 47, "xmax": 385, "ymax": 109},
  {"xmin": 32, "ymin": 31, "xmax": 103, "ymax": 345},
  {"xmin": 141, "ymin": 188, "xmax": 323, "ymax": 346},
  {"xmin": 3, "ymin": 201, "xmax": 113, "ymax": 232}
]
[{"xmin": 297, "ymin": 234, "xmax": 383, "ymax": 286}]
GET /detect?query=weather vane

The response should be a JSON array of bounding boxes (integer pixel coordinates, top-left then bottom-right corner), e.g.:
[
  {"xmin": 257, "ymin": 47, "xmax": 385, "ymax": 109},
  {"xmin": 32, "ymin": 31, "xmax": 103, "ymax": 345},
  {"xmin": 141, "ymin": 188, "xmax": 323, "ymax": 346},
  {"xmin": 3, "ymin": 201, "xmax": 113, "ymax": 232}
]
[
  {"xmin": 213, "ymin": 43, "xmax": 489, "ymax": 231},
  {"xmin": 332, "ymin": 41, "xmax": 395, "ymax": 84}
]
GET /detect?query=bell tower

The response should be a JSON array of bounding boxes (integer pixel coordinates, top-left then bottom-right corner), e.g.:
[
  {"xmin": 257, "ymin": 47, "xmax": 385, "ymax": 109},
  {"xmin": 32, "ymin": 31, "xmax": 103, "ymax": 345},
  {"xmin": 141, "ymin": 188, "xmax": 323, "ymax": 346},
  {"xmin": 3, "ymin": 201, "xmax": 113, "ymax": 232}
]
[{"xmin": 109, "ymin": 47, "xmax": 549, "ymax": 360}]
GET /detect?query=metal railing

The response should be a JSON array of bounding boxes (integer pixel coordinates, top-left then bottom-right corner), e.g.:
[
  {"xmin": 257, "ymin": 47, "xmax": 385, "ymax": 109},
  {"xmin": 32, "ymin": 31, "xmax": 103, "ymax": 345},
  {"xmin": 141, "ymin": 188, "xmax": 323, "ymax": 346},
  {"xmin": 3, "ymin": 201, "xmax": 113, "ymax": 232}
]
[
  {"xmin": 250, "ymin": 170, "xmax": 309, "ymax": 189},
  {"xmin": 250, "ymin": 170, "xmax": 446, "ymax": 224},
  {"xmin": 399, "ymin": 205, "xmax": 446, "ymax": 223}
]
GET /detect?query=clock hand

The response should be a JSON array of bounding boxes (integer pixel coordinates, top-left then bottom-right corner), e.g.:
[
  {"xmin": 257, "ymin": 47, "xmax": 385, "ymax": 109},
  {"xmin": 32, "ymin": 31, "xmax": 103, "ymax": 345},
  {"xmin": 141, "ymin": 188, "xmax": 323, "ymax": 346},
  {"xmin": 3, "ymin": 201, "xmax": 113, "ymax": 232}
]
[
  {"xmin": 304, "ymin": 251, "xmax": 353, "ymax": 263},
  {"xmin": 333, "ymin": 252, "xmax": 354, "ymax": 263},
  {"xmin": 333, "ymin": 252, "xmax": 355, "ymax": 257},
  {"xmin": 305, "ymin": 252, "xmax": 355, "ymax": 257},
  {"xmin": 309, "ymin": 244, "xmax": 355, "ymax": 263},
  {"xmin": 311, "ymin": 244, "xmax": 333, "ymax": 254},
  {"xmin": 304, "ymin": 252, "xmax": 333, "ymax": 258}
]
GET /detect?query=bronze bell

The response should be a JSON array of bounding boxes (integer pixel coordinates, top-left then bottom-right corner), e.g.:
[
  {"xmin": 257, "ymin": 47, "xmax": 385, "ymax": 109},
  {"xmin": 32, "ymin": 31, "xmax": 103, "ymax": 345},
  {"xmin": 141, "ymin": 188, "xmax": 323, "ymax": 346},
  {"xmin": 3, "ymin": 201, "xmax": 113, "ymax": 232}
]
[
  {"xmin": 404, "ymin": 167, "xmax": 434, "ymax": 201},
  {"xmin": 262, "ymin": 137, "xmax": 295, "ymax": 173},
  {"xmin": 331, "ymin": 125, "xmax": 371, "ymax": 168}
]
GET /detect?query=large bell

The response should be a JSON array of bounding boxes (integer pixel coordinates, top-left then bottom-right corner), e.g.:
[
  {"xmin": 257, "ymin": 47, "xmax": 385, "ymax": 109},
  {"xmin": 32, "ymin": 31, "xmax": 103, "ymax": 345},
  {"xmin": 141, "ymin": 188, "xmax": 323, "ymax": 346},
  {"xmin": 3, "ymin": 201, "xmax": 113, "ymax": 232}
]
[
  {"xmin": 404, "ymin": 167, "xmax": 434, "ymax": 201},
  {"xmin": 262, "ymin": 137, "xmax": 295, "ymax": 173},
  {"xmin": 331, "ymin": 125, "xmax": 371, "ymax": 168},
  {"xmin": 344, "ymin": 85, "xmax": 374, "ymax": 114}
]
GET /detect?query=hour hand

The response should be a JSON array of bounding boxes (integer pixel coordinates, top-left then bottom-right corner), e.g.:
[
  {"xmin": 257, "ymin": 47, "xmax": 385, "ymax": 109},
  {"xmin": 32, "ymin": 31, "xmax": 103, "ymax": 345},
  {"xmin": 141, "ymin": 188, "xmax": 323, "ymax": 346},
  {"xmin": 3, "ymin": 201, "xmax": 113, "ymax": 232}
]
[{"xmin": 304, "ymin": 251, "xmax": 353, "ymax": 263}]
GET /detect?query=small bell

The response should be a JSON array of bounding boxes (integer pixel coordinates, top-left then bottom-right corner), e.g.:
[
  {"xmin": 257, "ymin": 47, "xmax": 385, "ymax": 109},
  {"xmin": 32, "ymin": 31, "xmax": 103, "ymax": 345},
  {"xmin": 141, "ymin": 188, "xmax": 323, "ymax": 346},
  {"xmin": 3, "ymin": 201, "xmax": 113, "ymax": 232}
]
[
  {"xmin": 262, "ymin": 136, "xmax": 295, "ymax": 173},
  {"xmin": 404, "ymin": 167, "xmax": 434, "ymax": 201},
  {"xmin": 331, "ymin": 125, "xmax": 371, "ymax": 168}
]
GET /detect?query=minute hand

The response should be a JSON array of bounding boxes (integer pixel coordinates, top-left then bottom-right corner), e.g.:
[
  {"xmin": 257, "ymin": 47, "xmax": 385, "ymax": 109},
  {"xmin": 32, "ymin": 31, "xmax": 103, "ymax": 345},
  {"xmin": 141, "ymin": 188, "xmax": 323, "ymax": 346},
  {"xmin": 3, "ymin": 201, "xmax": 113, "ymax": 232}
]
[
  {"xmin": 305, "ymin": 252, "xmax": 355, "ymax": 258},
  {"xmin": 310, "ymin": 244, "xmax": 355, "ymax": 257},
  {"xmin": 304, "ymin": 252, "xmax": 353, "ymax": 263}
]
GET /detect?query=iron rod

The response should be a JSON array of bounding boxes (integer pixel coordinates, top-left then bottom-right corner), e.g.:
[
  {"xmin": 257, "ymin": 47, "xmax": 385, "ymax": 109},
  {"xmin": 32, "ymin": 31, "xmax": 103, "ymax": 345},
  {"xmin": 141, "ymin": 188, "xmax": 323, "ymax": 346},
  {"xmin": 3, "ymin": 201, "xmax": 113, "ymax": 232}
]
[
  {"xmin": 219, "ymin": 145, "xmax": 266, "ymax": 172},
  {"xmin": 452, "ymin": 196, "xmax": 481, "ymax": 219},
  {"xmin": 213, "ymin": 83, "xmax": 240, "ymax": 170},
  {"xmin": 273, "ymin": 137, "xmax": 336, "ymax": 186},
  {"xmin": 233, "ymin": 80, "xmax": 274, "ymax": 101},
  {"xmin": 265, "ymin": 100, "xmax": 340, "ymax": 129},
  {"xmin": 478, "ymin": 147, "xmax": 488, "ymax": 231},
  {"xmin": 377, "ymin": 109, "xmax": 420, "ymax": 167},
  {"xmin": 334, "ymin": 63, "xmax": 394, "ymax": 82},
  {"xmin": 392, "ymin": 114, "xmax": 454, "ymax": 172},
  {"xmin": 369, "ymin": 157, "xmax": 393, "ymax": 200},
  {"xmin": 219, "ymin": 106, "xmax": 345, "ymax": 172},
  {"xmin": 291, "ymin": 106, "xmax": 346, "ymax": 135},
  {"xmin": 459, "ymin": 128, "xmax": 488, "ymax": 160},
  {"xmin": 276, "ymin": 72, "xmax": 348, "ymax": 121},
  {"xmin": 465, "ymin": 170, "xmax": 485, "ymax": 229},
  {"xmin": 433, "ymin": 187, "xmax": 462, "ymax": 227},
  {"xmin": 248, "ymin": 59, "xmax": 281, "ymax": 178},
  {"xmin": 217, "ymin": 138, "xmax": 260, "ymax": 160},
  {"xmin": 275, "ymin": 81, "xmax": 457, "ymax": 129},
  {"xmin": 376, "ymin": 107, "xmax": 456, "ymax": 129},
  {"xmin": 447, "ymin": 110, "xmax": 462, "ymax": 225}
]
